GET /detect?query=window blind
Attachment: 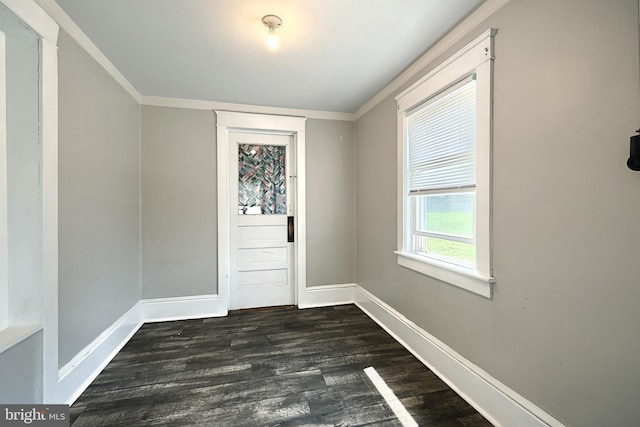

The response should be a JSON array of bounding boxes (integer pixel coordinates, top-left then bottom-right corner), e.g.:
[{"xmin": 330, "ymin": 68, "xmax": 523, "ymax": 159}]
[{"xmin": 407, "ymin": 75, "xmax": 476, "ymax": 194}]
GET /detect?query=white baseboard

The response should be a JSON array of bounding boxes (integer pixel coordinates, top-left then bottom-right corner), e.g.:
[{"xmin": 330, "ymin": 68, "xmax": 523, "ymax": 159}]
[
  {"xmin": 298, "ymin": 283, "xmax": 356, "ymax": 309},
  {"xmin": 57, "ymin": 286, "xmax": 562, "ymax": 427},
  {"xmin": 57, "ymin": 303, "xmax": 143, "ymax": 405},
  {"xmin": 58, "ymin": 294, "xmax": 226, "ymax": 405},
  {"xmin": 140, "ymin": 294, "xmax": 226, "ymax": 323},
  {"xmin": 353, "ymin": 285, "xmax": 562, "ymax": 427}
]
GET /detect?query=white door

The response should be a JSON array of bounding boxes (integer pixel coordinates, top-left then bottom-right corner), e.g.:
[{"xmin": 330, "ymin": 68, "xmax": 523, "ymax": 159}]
[{"xmin": 229, "ymin": 132, "xmax": 295, "ymax": 310}]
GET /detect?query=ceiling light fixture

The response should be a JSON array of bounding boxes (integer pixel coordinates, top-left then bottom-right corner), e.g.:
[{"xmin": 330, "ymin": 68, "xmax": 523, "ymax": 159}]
[{"xmin": 262, "ymin": 14, "xmax": 282, "ymax": 49}]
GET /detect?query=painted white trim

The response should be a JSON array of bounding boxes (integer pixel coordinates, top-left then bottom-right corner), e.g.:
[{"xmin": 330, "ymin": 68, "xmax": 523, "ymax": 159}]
[
  {"xmin": 355, "ymin": 0, "xmax": 511, "ymax": 119},
  {"xmin": 34, "ymin": 0, "xmax": 510, "ymax": 125},
  {"xmin": 395, "ymin": 29, "xmax": 494, "ymax": 109},
  {"xmin": 0, "ymin": 30, "xmax": 6, "ymax": 333},
  {"xmin": 395, "ymin": 29, "xmax": 495, "ymax": 298},
  {"xmin": 141, "ymin": 294, "xmax": 226, "ymax": 323},
  {"xmin": 216, "ymin": 111, "xmax": 306, "ymax": 133},
  {"xmin": 56, "ymin": 286, "xmax": 354, "ymax": 405},
  {"xmin": 3, "ymin": 0, "xmax": 58, "ymax": 40},
  {"xmin": 216, "ymin": 118, "xmax": 231, "ymax": 311},
  {"xmin": 215, "ymin": 111, "xmax": 307, "ymax": 312},
  {"xmin": 1, "ymin": 0, "xmax": 61, "ymax": 403},
  {"xmin": 396, "ymin": 252, "xmax": 493, "ymax": 298},
  {"xmin": 297, "ymin": 283, "xmax": 356, "ymax": 309},
  {"xmin": 294, "ymin": 130, "xmax": 307, "ymax": 310},
  {"xmin": 31, "ymin": 0, "xmax": 512, "ymax": 122},
  {"xmin": 57, "ymin": 294, "xmax": 226, "ymax": 404},
  {"xmin": 40, "ymin": 34, "xmax": 60, "ymax": 403},
  {"xmin": 35, "ymin": 0, "xmax": 142, "ymax": 104},
  {"xmin": 353, "ymin": 285, "xmax": 563, "ymax": 427},
  {"xmin": 143, "ymin": 96, "xmax": 354, "ymax": 122},
  {"xmin": 0, "ymin": 324, "xmax": 42, "ymax": 354},
  {"xmin": 57, "ymin": 286, "xmax": 564, "ymax": 426},
  {"xmin": 57, "ymin": 303, "xmax": 142, "ymax": 405},
  {"xmin": 27, "ymin": 1, "xmax": 357, "ymax": 121},
  {"xmin": 137, "ymin": 104, "xmax": 143, "ymax": 304}
]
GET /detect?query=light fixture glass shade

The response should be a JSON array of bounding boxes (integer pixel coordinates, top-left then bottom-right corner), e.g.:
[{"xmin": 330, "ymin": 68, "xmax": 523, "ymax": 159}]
[
  {"xmin": 262, "ymin": 15, "xmax": 282, "ymax": 50},
  {"xmin": 266, "ymin": 27, "xmax": 279, "ymax": 48}
]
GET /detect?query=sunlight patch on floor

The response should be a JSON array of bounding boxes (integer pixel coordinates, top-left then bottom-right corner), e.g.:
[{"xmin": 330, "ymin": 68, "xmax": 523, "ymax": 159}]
[{"xmin": 364, "ymin": 366, "xmax": 418, "ymax": 427}]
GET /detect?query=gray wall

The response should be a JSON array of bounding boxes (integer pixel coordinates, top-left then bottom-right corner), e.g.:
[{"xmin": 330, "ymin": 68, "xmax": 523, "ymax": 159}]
[
  {"xmin": 0, "ymin": 5, "xmax": 43, "ymax": 403},
  {"xmin": 141, "ymin": 106, "xmax": 217, "ymax": 298},
  {"xmin": 355, "ymin": 0, "xmax": 640, "ymax": 425},
  {"xmin": 1, "ymin": 4, "xmax": 42, "ymax": 326},
  {"xmin": 58, "ymin": 30, "xmax": 141, "ymax": 367},
  {"xmin": 306, "ymin": 119, "xmax": 356, "ymax": 286},
  {"xmin": 0, "ymin": 332, "xmax": 42, "ymax": 403},
  {"xmin": 140, "ymin": 108, "xmax": 356, "ymax": 297}
]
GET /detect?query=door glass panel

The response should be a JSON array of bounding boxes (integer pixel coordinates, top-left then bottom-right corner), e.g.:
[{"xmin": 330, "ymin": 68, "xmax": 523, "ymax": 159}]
[{"xmin": 238, "ymin": 144, "xmax": 286, "ymax": 215}]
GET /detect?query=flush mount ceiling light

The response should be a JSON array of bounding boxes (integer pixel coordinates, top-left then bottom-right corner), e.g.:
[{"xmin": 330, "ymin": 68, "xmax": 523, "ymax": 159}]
[{"xmin": 262, "ymin": 14, "xmax": 282, "ymax": 49}]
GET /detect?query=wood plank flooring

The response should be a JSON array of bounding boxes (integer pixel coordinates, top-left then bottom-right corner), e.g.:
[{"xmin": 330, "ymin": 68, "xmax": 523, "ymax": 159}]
[{"xmin": 70, "ymin": 305, "xmax": 493, "ymax": 426}]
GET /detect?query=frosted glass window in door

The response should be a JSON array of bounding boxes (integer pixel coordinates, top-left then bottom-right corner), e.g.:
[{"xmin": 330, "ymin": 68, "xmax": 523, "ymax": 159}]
[{"xmin": 238, "ymin": 144, "xmax": 286, "ymax": 215}]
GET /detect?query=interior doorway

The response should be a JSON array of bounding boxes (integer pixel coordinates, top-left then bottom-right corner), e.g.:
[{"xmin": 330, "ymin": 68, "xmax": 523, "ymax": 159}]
[
  {"xmin": 228, "ymin": 131, "xmax": 294, "ymax": 309},
  {"xmin": 215, "ymin": 111, "xmax": 307, "ymax": 312}
]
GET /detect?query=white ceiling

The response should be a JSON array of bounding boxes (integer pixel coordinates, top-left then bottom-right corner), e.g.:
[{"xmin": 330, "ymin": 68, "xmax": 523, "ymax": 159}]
[{"xmin": 53, "ymin": 0, "xmax": 483, "ymax": 113}]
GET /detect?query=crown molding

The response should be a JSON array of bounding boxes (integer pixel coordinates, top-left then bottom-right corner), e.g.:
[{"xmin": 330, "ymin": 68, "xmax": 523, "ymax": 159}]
[
  {"xmin": 354, "ymin": 0, "xmax": 511, "ymax": 120},
  {"xmin": 32, "ymin": 0, "xmax": 511, "ymax": 122},
  {"xmin": 142, "ymin": 96, "xmax": 355, "ymax": 122},
  {"xmin": 35, "ymin": 0, "xmax": 142, "ymax": 103},
  {"xmin": 3, "ymin": 0, "xmax": 59, "ymax": 41}
]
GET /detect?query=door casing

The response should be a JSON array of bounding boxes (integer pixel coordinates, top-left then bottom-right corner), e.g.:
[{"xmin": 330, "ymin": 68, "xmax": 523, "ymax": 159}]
[{"xmin": 215, "ymin": 111, "xmax": 307, "ymax": 312}]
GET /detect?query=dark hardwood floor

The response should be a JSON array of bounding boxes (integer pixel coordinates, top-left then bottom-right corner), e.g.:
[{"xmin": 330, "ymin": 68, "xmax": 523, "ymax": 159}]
[{"xmin": 70, "ymin": 305, "xmax": 492, "ymax": 426}]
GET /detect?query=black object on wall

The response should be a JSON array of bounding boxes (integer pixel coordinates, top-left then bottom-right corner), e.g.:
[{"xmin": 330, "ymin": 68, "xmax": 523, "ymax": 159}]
[
  {"xmin": 287, "ymin": 216, "xmax": 295, "ymax": 242},
  {"xmin": 628, "ymin": 129, "xmax": 640, "ymax": 171}
]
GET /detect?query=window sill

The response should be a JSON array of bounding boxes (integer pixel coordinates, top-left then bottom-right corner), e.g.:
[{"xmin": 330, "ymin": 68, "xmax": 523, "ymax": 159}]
[
  {"xmin": 0, "ymin": 324, "xmax": 42, "ymax": 354},
  {"xmin": 395, "ymin": 251, "xmax": 494, "ymax": 298}
]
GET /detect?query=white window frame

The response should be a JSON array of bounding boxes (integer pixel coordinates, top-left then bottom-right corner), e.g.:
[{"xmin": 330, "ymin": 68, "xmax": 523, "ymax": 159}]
[{"xmin": 395, "ymin": 29, "xmax": 495, "ymax": 298}]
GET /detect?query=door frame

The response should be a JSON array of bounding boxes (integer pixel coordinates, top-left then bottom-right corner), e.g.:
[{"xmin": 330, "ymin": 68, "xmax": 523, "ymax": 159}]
[{"xmin": 215, "ymin": 111, "xmax": 307, "ymax": 312}]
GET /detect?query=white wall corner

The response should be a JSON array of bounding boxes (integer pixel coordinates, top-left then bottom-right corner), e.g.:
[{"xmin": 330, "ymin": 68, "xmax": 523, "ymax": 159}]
[
  {"xmin": 0, "ymin": 0, "xmax": 60, "ymax": 403},
  {"xmin": 35, "ymin": 0, "xmax": 142, "ymax": 104},
  {"xmin": 298, "ymin": 283, "xmax": 356, "ymax": 309},
  {"xmin": 57, "ymin": 302, "xmax": 143, "ymax": 405},
  {"xmin": 3, "ymin": 0, "xmax": 59, "ymax": 41},
  {"xmin": 57, "ymin": 294, "xmax": 226, "ymax": 405},
  {"xmin": 353, "ymin": 285, "xmax": 563, "ymax": 427}
]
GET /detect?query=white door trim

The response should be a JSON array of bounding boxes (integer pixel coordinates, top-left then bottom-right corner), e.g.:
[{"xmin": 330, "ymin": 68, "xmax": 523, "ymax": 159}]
[{"xmin": 215, "ymin": 111, "xmax": 307, "ymax": 312}]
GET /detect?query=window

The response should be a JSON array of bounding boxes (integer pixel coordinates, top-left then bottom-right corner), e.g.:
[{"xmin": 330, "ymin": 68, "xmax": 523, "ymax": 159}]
[
  {"xmin": 407, "ymin": 77, "xmax": 477, "ymax": 267},
  {"xmin": 395, "ymin": 30, "xmax": 495, "ymax": 298}
]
